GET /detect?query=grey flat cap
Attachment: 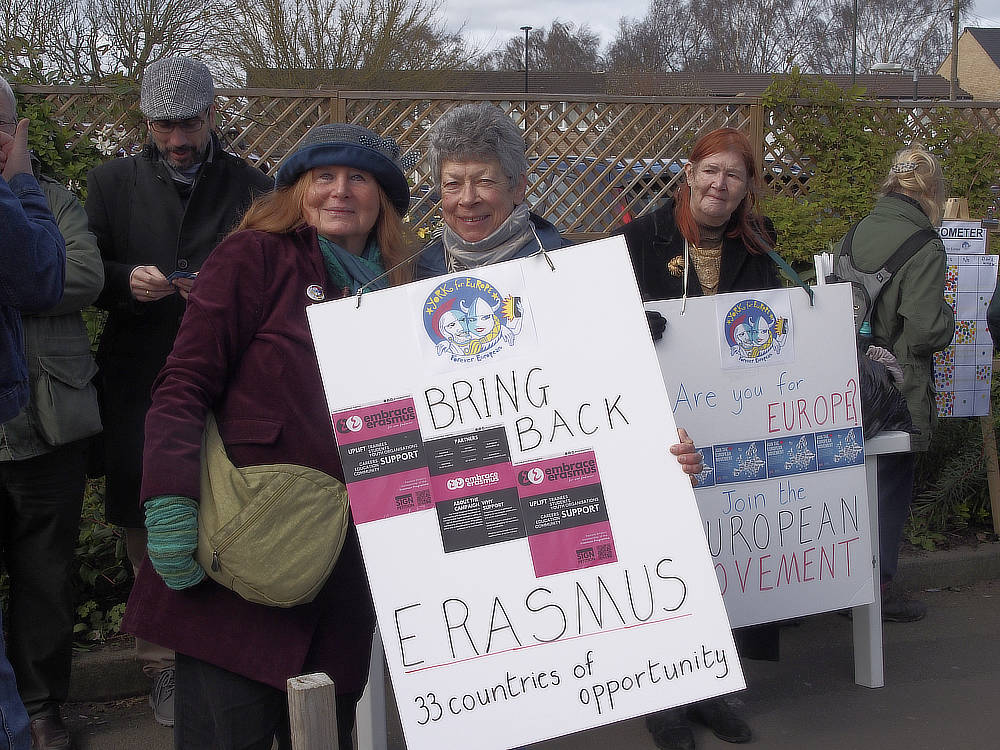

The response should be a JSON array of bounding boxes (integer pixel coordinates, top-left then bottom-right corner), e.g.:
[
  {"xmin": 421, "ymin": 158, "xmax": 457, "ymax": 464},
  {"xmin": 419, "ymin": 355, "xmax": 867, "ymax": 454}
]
[{"xmin": 140, "ymin": 57, "xmax": 214, "ymax": 120}]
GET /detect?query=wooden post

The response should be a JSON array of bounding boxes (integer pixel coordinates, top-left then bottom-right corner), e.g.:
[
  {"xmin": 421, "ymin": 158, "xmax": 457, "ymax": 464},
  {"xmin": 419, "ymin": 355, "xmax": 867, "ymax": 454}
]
[
  {"xmin": 288, "ymin": 673, "xmax": 339, "ymax": 750},
  {"xmin": 748, "ymin": 100, "xmax": 765, "ymax": 176},
  {"xmin": 942, "ymin": 197, "xmax": 969, "ymax": 220}
]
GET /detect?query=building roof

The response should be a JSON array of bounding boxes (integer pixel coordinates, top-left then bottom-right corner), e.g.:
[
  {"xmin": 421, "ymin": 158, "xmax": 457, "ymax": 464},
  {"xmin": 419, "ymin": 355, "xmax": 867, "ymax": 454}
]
[
  {"xmin": 246, "ymin": 68, "xmax": 969, "ymax": 100},
  {"xmin": 246, "ymin": 68, "xmax": 606, "ymax": 94},
  {"xmin": 967, "ymin": 27, "xmax": 1000, "ymax": 70},
  {"xmin": 606, "ymin": 72, "xmax": 968, "ymax": 100}
]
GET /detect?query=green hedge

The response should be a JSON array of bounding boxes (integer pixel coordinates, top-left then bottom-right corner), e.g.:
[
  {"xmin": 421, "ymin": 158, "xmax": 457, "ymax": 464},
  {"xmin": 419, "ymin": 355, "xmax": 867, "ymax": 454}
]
[{"xmin": 761, "ymin": 70, "xmax": 1000, "ymax": 268}]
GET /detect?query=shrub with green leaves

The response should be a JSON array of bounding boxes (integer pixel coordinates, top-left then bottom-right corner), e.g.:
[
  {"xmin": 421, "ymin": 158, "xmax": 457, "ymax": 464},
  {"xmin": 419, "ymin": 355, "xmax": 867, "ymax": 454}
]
[
  {"xmin": 18, "ymin": 98, "xmax": 103, "ymax": 199},
  {"xmin": 761, "ymin": 69, "xmax": 1000, "ymax": 268}
]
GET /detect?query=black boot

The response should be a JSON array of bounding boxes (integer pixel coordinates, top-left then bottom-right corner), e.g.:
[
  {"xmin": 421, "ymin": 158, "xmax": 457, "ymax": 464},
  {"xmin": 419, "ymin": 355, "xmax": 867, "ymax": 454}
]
[
  {"xmin": 647, "ymin": 707, "xmax": 696, "ymax": 750},
  {"xmin": 686, "ymin": 697, "xmax": 752, "ymax": 744}
]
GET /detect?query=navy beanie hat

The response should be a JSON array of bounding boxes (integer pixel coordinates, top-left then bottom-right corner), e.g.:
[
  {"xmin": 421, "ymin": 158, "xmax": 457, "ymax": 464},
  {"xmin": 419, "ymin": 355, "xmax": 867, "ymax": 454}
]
[{"xmin": 276, "ymin": 123, "xmax": 413, "ymax": 216}]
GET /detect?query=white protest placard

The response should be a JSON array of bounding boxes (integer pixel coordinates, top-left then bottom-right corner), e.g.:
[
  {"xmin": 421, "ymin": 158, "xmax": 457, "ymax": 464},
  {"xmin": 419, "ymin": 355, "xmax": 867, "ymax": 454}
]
[
  {"xmin": 307, "ymin": 238, "xmax": 744, "ymax": 750},
  {"xmin": 649, "ymin": 284, "xmax": 874, "ymax": 628},
  {"xmin": 934, "ymin": 252, "xmax": 997, "ymax": 417}
]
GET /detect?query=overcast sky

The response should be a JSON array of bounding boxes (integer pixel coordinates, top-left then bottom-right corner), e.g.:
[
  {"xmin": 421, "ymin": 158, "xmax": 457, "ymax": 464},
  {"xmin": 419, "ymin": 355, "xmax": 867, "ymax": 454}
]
[{"xmin": 442, "ymin": 0, "xmax": 1000, "ymax": 55}]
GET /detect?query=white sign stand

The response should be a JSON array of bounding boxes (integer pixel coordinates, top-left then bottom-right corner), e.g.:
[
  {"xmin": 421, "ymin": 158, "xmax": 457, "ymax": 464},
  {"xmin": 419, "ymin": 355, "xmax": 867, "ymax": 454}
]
[
  {"xmin": 851, "ymin": 430, "xmax": 908, "ymax": 689},
  {"xmin": 354, "ymin": 436, "xmax": 905, "ymax": 750}
]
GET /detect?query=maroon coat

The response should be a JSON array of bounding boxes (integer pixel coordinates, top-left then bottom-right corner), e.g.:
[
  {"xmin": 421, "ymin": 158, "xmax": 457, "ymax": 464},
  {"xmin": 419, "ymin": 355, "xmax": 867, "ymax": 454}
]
[{"xmin": 121, "ymin": 225, "xmax": 375, "ymax": 692}]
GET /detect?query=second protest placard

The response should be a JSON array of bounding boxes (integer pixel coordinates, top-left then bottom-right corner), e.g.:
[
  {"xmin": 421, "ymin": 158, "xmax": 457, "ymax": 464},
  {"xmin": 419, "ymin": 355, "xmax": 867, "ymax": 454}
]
[{"xmin": 649, "ymin": 284, "xmax": 875, "ymax": 628}]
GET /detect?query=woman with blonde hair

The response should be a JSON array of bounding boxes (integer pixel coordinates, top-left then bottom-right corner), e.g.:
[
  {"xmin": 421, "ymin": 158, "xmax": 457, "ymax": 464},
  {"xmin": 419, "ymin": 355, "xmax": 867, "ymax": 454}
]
[
  {"xmin": 834, "ymin": 142, "xmax": 955, "ymax": 622},
  {"xmin": 122, "ymin": 123, "xmax": 413, "ymax": 749}
]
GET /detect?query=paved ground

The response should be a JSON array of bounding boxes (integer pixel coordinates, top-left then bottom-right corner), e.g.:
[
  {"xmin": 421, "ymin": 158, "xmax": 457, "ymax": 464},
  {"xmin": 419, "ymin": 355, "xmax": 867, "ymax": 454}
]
[{"xmin": 61, "ymin": 577, "xmax": 1000, "ymax": 749}]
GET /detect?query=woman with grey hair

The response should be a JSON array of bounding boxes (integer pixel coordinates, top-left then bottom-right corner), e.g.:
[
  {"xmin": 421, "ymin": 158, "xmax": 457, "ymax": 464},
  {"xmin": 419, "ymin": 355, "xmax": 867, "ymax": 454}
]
[
  {"xmin": 415, "ymin": 101, "xmax": 705, "ymax": 490},
  {"xmin": 415, "ymin": 102, "xmax": 565, "ymax": 278}
]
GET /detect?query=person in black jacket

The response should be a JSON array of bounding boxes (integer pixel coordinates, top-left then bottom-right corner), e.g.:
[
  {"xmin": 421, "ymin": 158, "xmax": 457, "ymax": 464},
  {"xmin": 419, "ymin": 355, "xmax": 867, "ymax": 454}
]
[
  {"xmin": 988, "ymin": 287, "xmax": 1000, "ymax": 346},
  {"xmin": 84, "ymin": 56, "xmax": 272, "ymax": 728},
  {"xmin": 617, "ymin": 128, "xmax": 782, "ymax": 750}
]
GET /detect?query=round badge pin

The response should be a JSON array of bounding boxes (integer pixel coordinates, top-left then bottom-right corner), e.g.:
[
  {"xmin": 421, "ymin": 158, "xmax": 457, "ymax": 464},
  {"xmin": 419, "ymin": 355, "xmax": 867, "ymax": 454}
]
[{"xmin": 306, "ymin": 284, "xmax": 325, "ymax": 301}]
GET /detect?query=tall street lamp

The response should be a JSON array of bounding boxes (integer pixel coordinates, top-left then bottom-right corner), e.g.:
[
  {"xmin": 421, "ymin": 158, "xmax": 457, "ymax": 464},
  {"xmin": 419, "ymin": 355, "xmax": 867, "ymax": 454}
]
[
  {"xmin": 851, "ymin": 0, "xmax": 858, "ymax": 87},
  {"xmin": 520, "ymin": 25, "xmax": 532, "ymax": 92}
]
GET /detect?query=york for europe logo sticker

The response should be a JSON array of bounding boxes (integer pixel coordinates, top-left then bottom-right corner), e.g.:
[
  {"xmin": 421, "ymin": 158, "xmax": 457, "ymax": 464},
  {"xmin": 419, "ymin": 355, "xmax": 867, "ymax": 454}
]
[
  {"xmin": 423, "ymin": 275, "xmax": 526, "ymax": 364},
  {"xmin": 717, "ymin": 290, "xmax": 794, "ymax": 370}
]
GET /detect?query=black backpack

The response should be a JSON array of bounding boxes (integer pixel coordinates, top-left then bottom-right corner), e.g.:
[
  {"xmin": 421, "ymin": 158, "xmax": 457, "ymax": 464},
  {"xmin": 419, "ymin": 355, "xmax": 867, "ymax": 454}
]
[{"xmin": 828, "ymin": 221, "xmax": 938, "ymax": 334}]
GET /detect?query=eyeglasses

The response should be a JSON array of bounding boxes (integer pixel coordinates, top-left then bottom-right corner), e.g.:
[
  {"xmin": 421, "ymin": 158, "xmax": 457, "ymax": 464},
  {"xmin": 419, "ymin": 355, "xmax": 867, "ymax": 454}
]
[{"xmin": 148, "ymin": 116, "xmax": 206, "ymax": 134}]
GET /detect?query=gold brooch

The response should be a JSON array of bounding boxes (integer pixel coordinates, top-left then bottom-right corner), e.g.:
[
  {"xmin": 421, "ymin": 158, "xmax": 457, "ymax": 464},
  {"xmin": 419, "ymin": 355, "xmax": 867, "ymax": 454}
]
[{"xmin": 667, "ymin": 255, "xmax": 685, "ymax": 277}]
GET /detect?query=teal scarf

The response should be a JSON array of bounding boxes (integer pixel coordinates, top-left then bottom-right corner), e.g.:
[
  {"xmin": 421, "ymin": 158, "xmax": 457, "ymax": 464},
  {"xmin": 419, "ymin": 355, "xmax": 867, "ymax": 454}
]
[{"xmin": 317, "ymin": 235, "xmax": 388, "ymax": 295}]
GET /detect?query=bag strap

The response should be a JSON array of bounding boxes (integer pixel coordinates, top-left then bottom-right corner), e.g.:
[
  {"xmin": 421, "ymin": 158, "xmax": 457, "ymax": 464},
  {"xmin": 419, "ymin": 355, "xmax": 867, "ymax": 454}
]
[
  {"xmin": 841, "ymin": 220, "xmax": 938, "ymax": 342},
  {"xmin": 838, "ymin": 221, "xmax": 861, "ymax": 260},
  {"xmin": 767, "ymin": 249, "xmax": 814, "ymax": 305},
  {"xmin": 882, "ymin": 228, "xmax": 938, "ymax": 273}
]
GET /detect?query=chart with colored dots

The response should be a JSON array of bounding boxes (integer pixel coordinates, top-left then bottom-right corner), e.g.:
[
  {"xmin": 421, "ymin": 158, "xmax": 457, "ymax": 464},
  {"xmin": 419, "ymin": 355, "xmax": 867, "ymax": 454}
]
[{"xmin": 934, "ymin": 252, "xmax": 996, "ymax": 417}]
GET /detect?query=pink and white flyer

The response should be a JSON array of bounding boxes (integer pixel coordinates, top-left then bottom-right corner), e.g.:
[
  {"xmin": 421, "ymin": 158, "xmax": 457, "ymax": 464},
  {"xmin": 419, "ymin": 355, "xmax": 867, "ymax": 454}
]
[
  {"xmin": 516, "ymin": 451, "xmax": 617, "ymax": 577},
  {"xmin": 331, "ymin": 397, "xmax": 432, "ymax": 524}
]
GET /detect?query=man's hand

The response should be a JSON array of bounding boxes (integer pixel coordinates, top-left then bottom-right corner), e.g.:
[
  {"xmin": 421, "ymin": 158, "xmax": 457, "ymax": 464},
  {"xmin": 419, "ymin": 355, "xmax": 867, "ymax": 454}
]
[
  {"xmin": 129, "ymin": 265, "xmax": 176, "ymax": 302},
  {"xmin": 0, "ymin": 119, "xmax": 33, "ymax": 182},
  {"xmin": 171, "ymin": 275, "xmax": 196, "ymax": 300}
]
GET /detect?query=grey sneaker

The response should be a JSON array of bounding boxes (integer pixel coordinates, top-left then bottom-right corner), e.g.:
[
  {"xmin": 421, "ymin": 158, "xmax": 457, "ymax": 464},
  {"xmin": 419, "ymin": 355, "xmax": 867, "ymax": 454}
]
[{"xmin": 150, "ymin": 666, "xmax": 175, "ymax": 727}]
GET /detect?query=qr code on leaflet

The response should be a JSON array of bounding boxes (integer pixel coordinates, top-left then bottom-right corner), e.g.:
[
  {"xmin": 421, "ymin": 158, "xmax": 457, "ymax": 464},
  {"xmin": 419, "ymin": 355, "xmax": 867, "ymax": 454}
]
[
  {"xmin": 597, "ymin": 544, "xmax": 614, "ymax": 560},
  {"xmin": 415, "ymin": 489, "xmax": 432, "ymax": 508}
]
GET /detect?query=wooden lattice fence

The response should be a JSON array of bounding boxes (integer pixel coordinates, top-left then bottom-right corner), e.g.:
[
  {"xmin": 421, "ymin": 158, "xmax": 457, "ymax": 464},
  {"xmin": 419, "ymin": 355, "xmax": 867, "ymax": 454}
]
[{"xmin": 15, "ymin": 85, "xmax": 1000, "ymax": 238}]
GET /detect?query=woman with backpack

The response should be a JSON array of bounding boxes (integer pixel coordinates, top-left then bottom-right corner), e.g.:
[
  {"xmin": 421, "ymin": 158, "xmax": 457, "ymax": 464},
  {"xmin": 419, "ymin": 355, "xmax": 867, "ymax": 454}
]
[{"xmin": 833, "ymin": 144, "xmax": 955, "ymax": 623}]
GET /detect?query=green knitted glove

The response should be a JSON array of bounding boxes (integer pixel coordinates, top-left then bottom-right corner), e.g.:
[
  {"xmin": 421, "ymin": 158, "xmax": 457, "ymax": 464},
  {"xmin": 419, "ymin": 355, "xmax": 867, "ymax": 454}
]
[{"xmin": 144, "ymin": 495, "xmax": 206, "ymax": 590}]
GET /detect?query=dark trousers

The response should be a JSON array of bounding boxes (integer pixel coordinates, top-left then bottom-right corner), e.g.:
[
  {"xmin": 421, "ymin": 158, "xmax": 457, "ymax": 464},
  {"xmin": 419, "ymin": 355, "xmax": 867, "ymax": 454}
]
[
  {"xmin": 876, "ymin": 452, "xmax": 916, "ymax": 583},
  {"xmin": 174, "ymin": 653, "xmax": 363, "ymax": 750},
  {"xmin": 0, "ymin": 442, "xmax": 87, "ymax": 718}
]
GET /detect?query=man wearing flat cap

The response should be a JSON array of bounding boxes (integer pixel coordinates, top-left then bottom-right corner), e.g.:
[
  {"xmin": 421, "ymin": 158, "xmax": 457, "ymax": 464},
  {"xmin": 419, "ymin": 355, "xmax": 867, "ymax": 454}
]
[{"xmin": 85, "ymin": 56, "xmax": 272, "ymax": 728}]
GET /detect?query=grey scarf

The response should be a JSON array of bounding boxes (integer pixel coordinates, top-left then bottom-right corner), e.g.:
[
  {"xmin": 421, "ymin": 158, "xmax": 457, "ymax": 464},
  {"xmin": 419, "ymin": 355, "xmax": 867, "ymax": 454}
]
[{"xmin": 442, "ymin": 202, "xmax": 534, "ymax": 272}]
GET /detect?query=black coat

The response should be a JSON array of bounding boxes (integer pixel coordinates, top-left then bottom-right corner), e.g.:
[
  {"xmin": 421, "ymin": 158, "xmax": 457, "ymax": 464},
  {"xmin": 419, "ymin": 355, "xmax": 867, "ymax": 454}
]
[
  {"xmin": 617, "ymin": 198, "xmax": 779, "ymax": 301},
  {"xmin": 85, "ymin": 138, "xmax": 273, "ymax": 525}
]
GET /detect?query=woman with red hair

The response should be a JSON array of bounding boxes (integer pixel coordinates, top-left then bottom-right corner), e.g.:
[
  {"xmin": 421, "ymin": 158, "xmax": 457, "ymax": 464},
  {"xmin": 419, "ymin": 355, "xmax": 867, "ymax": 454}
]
[
  {"xmin": 620, "ymin": 127, "xmax": 778, "ymax": 304},
  {"xmin": 618, "ymin": 127, "xmax": 782, "ymax": 750}
]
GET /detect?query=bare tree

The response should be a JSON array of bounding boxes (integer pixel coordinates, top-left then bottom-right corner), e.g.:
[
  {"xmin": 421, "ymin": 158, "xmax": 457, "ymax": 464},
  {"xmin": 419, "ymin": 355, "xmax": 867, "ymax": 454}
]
[
  {"xmin": 692, "ymin": 0, "xmax": 825, "ymax": 73},
  {"xmin": 1, "ymin": 0, "xmax": 95, "ymax": 82},
  {"xmin": 608, "ymin": 0, "xmax": 964, "ymax": 75},
  {"xmin": 212, "ymin": 0, "xmax": 473, "ymax": 86},
  {"xmin": 606, "ymin": 8, "xmax": 705, "ymax": 72},
  {"xmin": 608, "ymin": 0, "xmax": 814, "ymax": 73},
  {"xmin": 803, "ymin": 0, "xmax": 971, "ymax": 75},
  {"xmin": 2, "ymin": 0, "xmax": 218, "ymax": 83},
  {"xmin": 489, "ymin": 20, "xmax": 601, "ymax": 72}
]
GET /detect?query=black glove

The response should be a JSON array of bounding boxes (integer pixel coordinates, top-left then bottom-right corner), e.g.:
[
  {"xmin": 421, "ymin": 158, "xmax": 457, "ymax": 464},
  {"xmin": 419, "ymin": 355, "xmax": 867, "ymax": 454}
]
[{"xmin": 646, "ymin": 310, "xmax": 667, "ymax": 342}]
